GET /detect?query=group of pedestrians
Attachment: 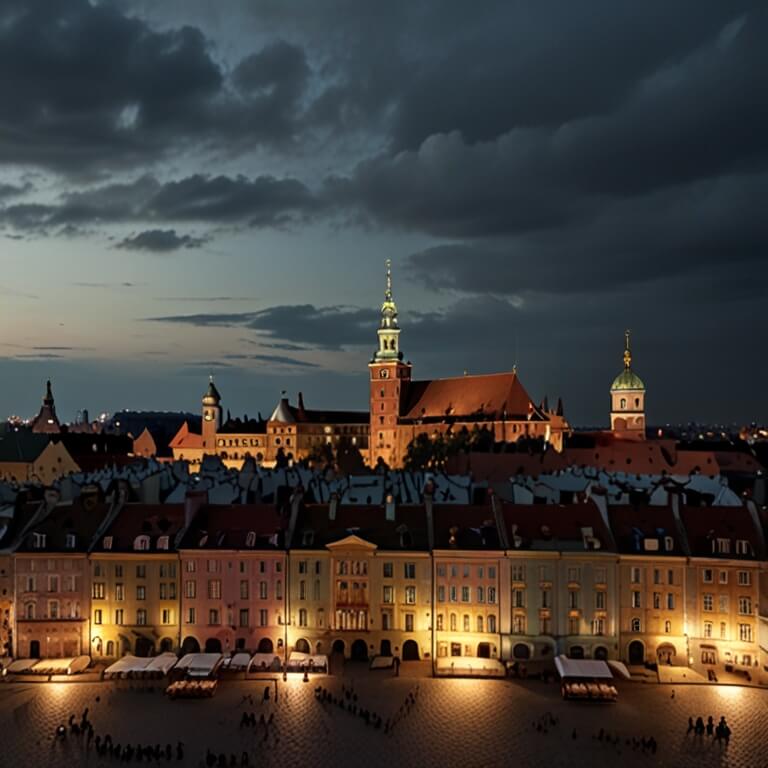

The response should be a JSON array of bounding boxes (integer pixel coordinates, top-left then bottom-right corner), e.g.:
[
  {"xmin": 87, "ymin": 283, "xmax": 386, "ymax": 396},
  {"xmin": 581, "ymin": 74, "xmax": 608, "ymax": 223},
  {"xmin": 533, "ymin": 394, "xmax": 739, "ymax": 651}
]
[
  {"xmin": 314, "ymin": 683, "xmax": 385, "ymax": 730},
  {"xmin": 687, "ymin": 715, "xmax": 731, "ymax": 745},
  {"xmin": 530, "ymin": 711, "xmax": 559, "ymax": 734},
  {"xmin": 592, "ymin": 728, "xmax": 657, "ymax": 755},
  {"xmin": 385, "ymin": 684, "xmax": 420, "ymax": 735},
  {"xmin": 205, "ymin": 749, "xmax": 252, "ymax": 767}
]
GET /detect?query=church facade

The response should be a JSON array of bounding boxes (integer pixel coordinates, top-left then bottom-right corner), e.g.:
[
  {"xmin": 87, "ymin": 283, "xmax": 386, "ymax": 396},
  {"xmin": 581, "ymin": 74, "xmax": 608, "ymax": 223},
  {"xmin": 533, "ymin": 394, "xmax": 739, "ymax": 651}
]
[{"xmin": 367, "ymin": 261, "xmax": 570, "ymax": 468}]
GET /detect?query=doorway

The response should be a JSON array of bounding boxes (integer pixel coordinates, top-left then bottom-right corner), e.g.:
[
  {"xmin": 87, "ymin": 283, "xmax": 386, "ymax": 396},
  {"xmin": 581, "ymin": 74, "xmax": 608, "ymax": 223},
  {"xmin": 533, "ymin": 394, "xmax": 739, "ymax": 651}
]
[
  {"xmin": 295, "ymin": 638, "xmax": 310, "ymax": 654},
  {"xmin": 402, "ymin": 639, "xmax": 420, "ymax": 661},
  {"xmin": 332, "ymin": 639, "xmax": 345, "ymax": 655},
  {"xmin": 257, "ymin": 638, "xmax": 274, "ymax": 654},
  {"xmin": 380, "ymin": 639, "xmax": 392, "ymax": 657},
  {"xmin": 477, "ymin": 642, "xmax": 492, "ymax": 659},
  {"xmin": 29, "ymin": 639, "xmax": 40, "ymax": 658},
  {"xmin": 351, "ymin": 639, "xmax": 368, "ymax": 662},
  {"xmin": 204, "ymin": 638, "xmax": 223, "ymax": 654},
  {"xmin": 628, "ymin": 640, "xmax": 645, "ymax": 665}
]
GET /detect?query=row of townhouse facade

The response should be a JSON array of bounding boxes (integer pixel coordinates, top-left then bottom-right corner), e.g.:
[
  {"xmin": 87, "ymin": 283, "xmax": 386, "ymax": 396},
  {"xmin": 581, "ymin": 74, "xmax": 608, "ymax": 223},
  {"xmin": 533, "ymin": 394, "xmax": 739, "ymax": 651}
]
[{"xmin": 6, "ymin": 485, "xmax": 768, "ymax": 678}]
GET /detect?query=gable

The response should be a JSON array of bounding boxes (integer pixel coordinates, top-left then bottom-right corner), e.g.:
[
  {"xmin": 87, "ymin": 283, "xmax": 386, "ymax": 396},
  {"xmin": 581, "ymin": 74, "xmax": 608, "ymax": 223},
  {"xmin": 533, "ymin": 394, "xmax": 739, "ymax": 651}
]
[{"xmin": 325, "ymin": 534, "xmax": 378, "ymax": 551}]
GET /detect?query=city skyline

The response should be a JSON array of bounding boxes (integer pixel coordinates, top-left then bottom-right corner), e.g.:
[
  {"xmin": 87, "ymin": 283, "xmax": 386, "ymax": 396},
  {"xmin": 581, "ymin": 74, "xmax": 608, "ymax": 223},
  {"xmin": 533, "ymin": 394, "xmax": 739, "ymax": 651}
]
[{"xmin": 1, "ymin": 1, "xmax": 766, "ymax": 426}]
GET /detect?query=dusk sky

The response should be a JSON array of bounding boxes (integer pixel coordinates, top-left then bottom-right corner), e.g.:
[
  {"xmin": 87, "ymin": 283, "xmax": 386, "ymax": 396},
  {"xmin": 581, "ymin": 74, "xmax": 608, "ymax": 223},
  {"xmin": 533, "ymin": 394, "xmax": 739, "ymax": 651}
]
[{"xmin": 1, "ymin": 0, "xmax": 766, "ymax": 426}]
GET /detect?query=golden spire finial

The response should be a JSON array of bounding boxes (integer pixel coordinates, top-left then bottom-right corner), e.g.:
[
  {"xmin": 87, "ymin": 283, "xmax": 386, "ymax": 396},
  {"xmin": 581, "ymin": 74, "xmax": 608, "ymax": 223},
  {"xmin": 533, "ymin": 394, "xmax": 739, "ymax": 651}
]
[{"xmin": 624, "ymin": 329, "xmax": 632, "ymax": 369}]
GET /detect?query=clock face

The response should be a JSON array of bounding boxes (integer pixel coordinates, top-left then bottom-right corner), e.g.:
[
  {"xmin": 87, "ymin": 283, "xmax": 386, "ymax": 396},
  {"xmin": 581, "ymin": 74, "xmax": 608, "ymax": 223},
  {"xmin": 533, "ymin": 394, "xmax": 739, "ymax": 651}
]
[
  {"xmin": 379, "ymin": 369, "xmax": 389, "ymax": 379},
  {"xmin": 204, "ymin": 411, "xmax": 214, "ymax": 421}
]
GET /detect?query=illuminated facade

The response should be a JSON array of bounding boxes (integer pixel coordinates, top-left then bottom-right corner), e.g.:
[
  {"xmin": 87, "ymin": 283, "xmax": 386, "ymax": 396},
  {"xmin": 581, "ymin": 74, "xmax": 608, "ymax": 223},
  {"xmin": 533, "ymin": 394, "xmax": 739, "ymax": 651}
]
[{"xmin": 610, "ymin": 331, "xmax": 646, "ymax": 440}]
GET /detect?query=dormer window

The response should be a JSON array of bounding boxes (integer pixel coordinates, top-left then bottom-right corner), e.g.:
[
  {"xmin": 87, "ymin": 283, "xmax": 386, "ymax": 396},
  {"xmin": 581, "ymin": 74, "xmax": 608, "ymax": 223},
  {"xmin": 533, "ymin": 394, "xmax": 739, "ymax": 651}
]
[
  {"xmin": 246, "ymin": 531, "xmax": 257, "ymax": 548},
  {"xmin": 664, "ymin": 536, "xmax": 674, "ymax": 551},
  {"xmin": 65, "ymin": 534, "xmax": 76, "ymax": 549},
  {"xmin": 713, "ymin": 538, "xmax": 731, "ymax": 555},
  {"xmin": 134, "ymin": 535, "xmax": 150, "ymax": 551},
  {"xmin": 102, "ymin": 536, "xmax": 112, "ymax": 550},
  {"xmin": 32, "ymin": 532, "xmax": 47, "ymax": 549},
  {"xmin": 735, "ymin": 539, "xmax": 752, "ymax": 556},
  {"xmin": 157, "ymin": 536, "xmax": 169, "ymax": 551},
  {"xmin": 302, "ymin": 530, "xmax": 315, "ymax": 546},
  {"xmin": 199, "ymin": 534, "xmax": 208, "ymax": 547}
]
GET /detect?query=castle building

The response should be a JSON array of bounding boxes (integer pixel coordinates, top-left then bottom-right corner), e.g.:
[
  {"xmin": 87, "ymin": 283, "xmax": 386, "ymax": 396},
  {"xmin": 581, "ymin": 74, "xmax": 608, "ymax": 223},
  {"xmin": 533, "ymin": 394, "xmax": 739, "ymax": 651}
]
[
  {"xmin": 610, "ymin": 331, "xmax": 646, "ymax": 440},
  {"xmin": 368, "ymin": 261, "xmax": 570, "ymax": 468}
]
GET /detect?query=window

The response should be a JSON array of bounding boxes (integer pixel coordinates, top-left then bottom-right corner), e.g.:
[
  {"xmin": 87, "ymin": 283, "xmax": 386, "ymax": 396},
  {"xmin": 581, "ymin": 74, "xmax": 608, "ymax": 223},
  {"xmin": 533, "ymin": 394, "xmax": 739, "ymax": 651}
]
[
  {"xmin": 136, "ymin": 565, "xmax": 146, "ymax": 579},
  {"xmin": 136, "ymin": 586, "xmax": 146, "ymax": 601},
  {"xmin": 65, "ymin": 533, "xmax": 76, "ymax": 549},
  {"xmin": 720, "ymin": 622, "xmax": 727, "ymax": 640},
  {"xmin": 102, "ymin": 536, "xmax": 113, "ymax": 550},
  {"xmin": 487, "ymin": 615, "xmax": 497, "ymax": 633},
  {"xmin": 383, "ymin": 562, "xmax": 393, "ymax": 578},
  {"xmin": 437, "ymin": 565, "xmax": 446, "ymax": 578},
  {"xmin": 24, "ymin": 602, "xmax": 35, "ymax": 620},
  {"xmin": 405, "ymin": 586, "xmax": 416, "ymax": 604},
  {"xmin": 666, "ymin": 593, "xmax": 675, "ymax": 610},
  {"xmin": 208, "ymin": 609, "xmax": 219, "ymax": 625},
  {"xmin": 94, "ymin": 609, "xmax": 102, "ymax": 625},
  {"xmin": 653, "ymin": 569, "xmax": 661, "ymax": 585},
  {"xmin": 208, "ymin": 580, "xmax": 221, "ymax": 600},
  {"xmin": 405, "ymin": 614, "xmax": 414, "ymax": 632},
  {"xmin": 594, "ymin": 567, "xmax": 606, "ymax": 584},
  {"xmin": 592, "ymin": 618, "xmax": 605, "ymax": 636},
  {"xmin": 738, "ymin": 571, "xmax": 751, "ymax": 586},
  {"xmin": 260, "ymin": 581, "xmax": 268, "ymax": 600},
  {"xmin": 569, "ymin": 590, "xmax": 579, "ymax": 610},
  {"xmin": 735, "ymin": 539, "xmax": 751, "ymax": 556},
  {"xmin": 299, "ymin": 580, "xmax": 306, "ymax": 600},
  {"xmin": 568, "ymin": 567, "xmax": 581, "ymax": 583},
  {"xmin": 449, "ymin": 586, "xmax": 457, "ymax": 602},
  {"xmin": 703, "ymin": 593, "xmax": 713, "ymax": 611},
  {"xmin": 476, "ymin": 586, "xmax": 485, "ymax": 603},
  {"xmin": 487, "ymin": 587, "xmax": 496, "ymax": 604},
  {"xmin": 32, "ymin": 532, "xmax": 46, "ymax": 549},
  {"xmin": 719, "ymin": 595, "xmax": 729, "ymax": 613},
  {"xmin": 512, "ymin": 615, "xmax": 526, "ymax": 634},
  {"xmin": 595, "ymin": 591, "xmax": 606, "ymax": 610},
  {"xmin": 115, "ymin": 608, "xmax": 124, "ymax": 625},
  {"xmin": 664, "ymin": 620, "xmax": 671, "ymax": 634},
  {"xmin": 162, "ymin": 609, "xmax": 172, "ymax": 625},
  {"xmin": 436, "ymin": 614, "xmax": 444, "ymax": 631},
  {"xmin": 315, "ymin": 560, "xmax": 321, "ymax": 575},
  {"xmin": 463, "ymin": 614, "xmax": 471, "ymax": 632},
  {"xmin": 738, "ymin": 597, "xmax": 752, "ymax": 615},
  {"xmin": 702, "ymin": 568, "xmax": 713, "ymax": 583},
  {"xmin": 450, "ymin": 613, "xmax": 457, "ymax": 631},
  {"xmin": 477, "ymin": 615, "xmax": 484, "ymax": 633},
  {"xmin": 159, "ymin": 583, "xmax": 167, "ymax": 600},
  {"xmin": 703, "ymin": 621, "xmax": 713, "ymax": 638},
  {"xmin": 653, "ymin": 592, "xmax": 661, "ymax": 610},
  {"xmin": 631, "ymin": 591, "xmax": 641, "ymax": 608},
  {"xmin": 739, "ymin": 624, "xmax": 753, "ymax": 643},
  {"xmin": 488, "ymin": 566, "xmax": 496, "ymax": 579},
  {"xmin": 157, "ymin": 536, "xmax": 169, "ymax": 551},
  {"xmin": 185, "ymin": 580, "xmax": 196, "ymax": 599},
  {"xmin": 404, "ymin": 563, "xmax": 416, "ymax": 579},
  {"xmin": 137, "ymin": 609, "xmax": 147, "ymax": 626},
  {"xmin": 719, "ymin": 570, "xmax": 728, "ymax": 585},
  {"xmin": 276, "ymin": 581, "xmax": 282, "ymax": 600},
  {"xmin": 186, "ymin": 607, "xmax": 196, "ymax": 624},
  {"xmin": 667, "ymin": 569, "xmax": 674, "ymax": 585},
  {"xmin": 259, "ymin": 609, "xmax": 268, "ymax": 627},
  {"xmin": 541, "ymin": 589, "xmax": 550, "ymax": 609},
  {"xmin": 631, "ymin": 617, "xmax": 641, "ymax": 632},
  {"xmin": 298, "ymin": 560, "xmax": 308, "ymax": 574},
  {"xmin": 207, "ymin": 559, "xmax": 219, "ymax": 573},
  {"xmin": 512, "ymin": 565, "xmax": 525, "ymax": 581},
  {"xmin": 239, "ymin": 580, "xmax": 249, "ymax": 600},
  {"xmin": 134, "ymin": 535, "xmax": 150, "ymax": 551},
  {"xmin": 298, "ymin": 608, "xmax": 308, "ymax": 627},
  {"xmin": 383, "ymin": 586, "xmax": 394, "ymax": 604},
  {"xmin": 92, "ymin": 582, "xmax": 105, "ymax": 600},
  {"xmin": 630, "ymin": 567, "xmax": 641, "ymax": 584},
  {"xmin": 461, "ymin": 586, "xmax": 470, "ymax": 602},
  {"xmin": 48, "ymin": 575, "xmax": 58, "ymax": 592},
  {"xmin": 513, "ymin": 590, "xmax": 525, "ymax": 609},
  {"xmin": 715, "ymin": 537, "xmax": 731, "ymax": 554},
  {"xmin": 186, "ymin": 560, "xmax": 196, "ymax": 573}
]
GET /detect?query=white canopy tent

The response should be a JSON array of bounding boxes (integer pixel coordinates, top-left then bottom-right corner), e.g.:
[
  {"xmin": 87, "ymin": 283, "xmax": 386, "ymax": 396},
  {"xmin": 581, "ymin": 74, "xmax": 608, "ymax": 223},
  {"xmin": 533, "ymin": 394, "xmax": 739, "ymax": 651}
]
[
  {"xmin": 176, "ymin": 653, "xmax": 224, "ymax": 678},
  {"xmin": 104, "ymin": 655, "xmax": 152, "ymax": 677},
  {"xmin": 146, "ymin": 653, "xmax": 179, "ymax": 674},
  {"xmin": 554, "ymin": 656, "xmax": 613, "ymax": 680}
]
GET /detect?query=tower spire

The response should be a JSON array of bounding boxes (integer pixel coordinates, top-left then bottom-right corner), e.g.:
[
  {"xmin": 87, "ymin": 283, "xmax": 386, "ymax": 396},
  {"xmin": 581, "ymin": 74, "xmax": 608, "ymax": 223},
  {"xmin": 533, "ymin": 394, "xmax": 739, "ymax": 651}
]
[
  {"xmin": 385, "ymin": 258, "xmax": 393, "ymax": 302},
  {"xmin": 624, "ymin": 329, "xmax": 632, "ymax": 370},
  {"xmin": 373, "ymin": 258, "xmax": 401, "ymax": 362}
]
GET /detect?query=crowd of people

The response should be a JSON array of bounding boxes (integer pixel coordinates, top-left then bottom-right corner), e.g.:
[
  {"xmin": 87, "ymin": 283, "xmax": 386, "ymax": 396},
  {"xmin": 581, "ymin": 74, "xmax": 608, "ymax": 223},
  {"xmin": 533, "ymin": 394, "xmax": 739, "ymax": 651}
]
[
  {"xmin": 314, "ymin": 682, "xmax": 385, "ymax": 730},
  {"xmin": 687, "ymin": 715, "xmax": 732, "ymax": 745}
]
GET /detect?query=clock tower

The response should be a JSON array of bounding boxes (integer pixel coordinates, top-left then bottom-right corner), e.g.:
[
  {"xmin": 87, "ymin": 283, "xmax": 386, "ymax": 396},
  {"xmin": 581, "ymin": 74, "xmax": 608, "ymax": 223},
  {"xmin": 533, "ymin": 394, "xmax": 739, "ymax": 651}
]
[
  {"xmin": 201, "ymin": 375, "xmax": 222, "ymax": 451},
  {"xmin": 369, "ymin": 259, "xmax": 411, "ymax": 468}
]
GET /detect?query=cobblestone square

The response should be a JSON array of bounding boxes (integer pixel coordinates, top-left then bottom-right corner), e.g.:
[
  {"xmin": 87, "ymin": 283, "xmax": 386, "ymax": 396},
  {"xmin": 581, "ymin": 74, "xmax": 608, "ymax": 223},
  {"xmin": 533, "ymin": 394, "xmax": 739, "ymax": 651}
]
[{"xmin": 1, "ymin": 672, "xmax": 767, "ymax": 768}]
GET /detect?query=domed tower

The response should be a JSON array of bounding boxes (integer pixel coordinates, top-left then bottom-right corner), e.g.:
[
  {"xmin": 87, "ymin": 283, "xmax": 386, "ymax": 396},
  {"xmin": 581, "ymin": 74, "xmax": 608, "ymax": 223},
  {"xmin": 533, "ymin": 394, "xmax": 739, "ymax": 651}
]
[
  {"xmin": 369, "ymin": 259, "xmax": 411, "ymax": 468},
  {"xmin": 610, "ymin": 331, "xmax": 646, "ymax": 440},
  {"xmin": 201, "ymin": 375, "xmax": 222, "ymax": 450}
]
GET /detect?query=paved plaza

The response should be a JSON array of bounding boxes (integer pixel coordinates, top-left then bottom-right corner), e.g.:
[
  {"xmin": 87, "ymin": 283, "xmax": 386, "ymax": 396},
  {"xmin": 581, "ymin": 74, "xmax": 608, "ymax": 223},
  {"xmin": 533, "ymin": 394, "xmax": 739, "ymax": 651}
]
[{"xmin": 0, "ymin": 670, "xmax": 766, "ymax": 768}]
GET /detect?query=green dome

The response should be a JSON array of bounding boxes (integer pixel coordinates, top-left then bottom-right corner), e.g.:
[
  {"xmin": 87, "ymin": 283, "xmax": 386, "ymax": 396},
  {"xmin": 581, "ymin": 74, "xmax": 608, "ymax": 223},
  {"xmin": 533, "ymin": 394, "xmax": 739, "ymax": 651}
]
[{"xmin": 611, "ymin": 368, "xmax": 645, "ymax": 391}]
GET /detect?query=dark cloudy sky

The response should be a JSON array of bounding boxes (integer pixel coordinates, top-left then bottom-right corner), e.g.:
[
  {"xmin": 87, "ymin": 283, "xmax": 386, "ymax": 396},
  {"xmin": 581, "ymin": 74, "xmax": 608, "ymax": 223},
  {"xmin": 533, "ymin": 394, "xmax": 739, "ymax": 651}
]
[{"xmin": 1, "ymin": 0, "xmax": 766, "ymax": 427}]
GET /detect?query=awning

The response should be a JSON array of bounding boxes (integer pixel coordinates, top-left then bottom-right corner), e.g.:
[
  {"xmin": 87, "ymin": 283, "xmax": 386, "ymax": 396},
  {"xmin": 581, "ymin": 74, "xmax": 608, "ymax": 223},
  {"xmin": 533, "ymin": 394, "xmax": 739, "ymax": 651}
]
[
  {"xmin": 606, "ymin": 660, "xmax": 631, "ymax": 680},
  {"xmin": 554, "ymin": 655, "xmax": 613, "ymax": 680}
]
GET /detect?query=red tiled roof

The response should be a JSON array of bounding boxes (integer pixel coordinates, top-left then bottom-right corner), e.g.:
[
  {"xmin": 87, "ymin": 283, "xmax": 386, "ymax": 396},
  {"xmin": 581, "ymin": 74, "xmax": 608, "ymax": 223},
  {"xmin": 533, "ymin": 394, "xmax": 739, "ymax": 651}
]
[
  {"xmin": 179, "ymin": 504, "xmax": 286, "ymax": 549},
  {"xmin": 679, "ymin": 505, "xmax": 763, "ymax": 559},
  {"xmin": 95, "ymin": 503, "xmax": 186, "ymax": 552},
  {"xmin": 169, "ymin": 421, "xmax": 203, "ymax": 450},
  {"xmin": 607, "ymin": 505, "xmax": 685, "ymax": 556},
  {"xmin": 500, "ymin": 501, "xmax": 614, "ymax": 551},
  {"xmin": 402, "ymin": 371, "xmax": 539, "ymax": 421}
]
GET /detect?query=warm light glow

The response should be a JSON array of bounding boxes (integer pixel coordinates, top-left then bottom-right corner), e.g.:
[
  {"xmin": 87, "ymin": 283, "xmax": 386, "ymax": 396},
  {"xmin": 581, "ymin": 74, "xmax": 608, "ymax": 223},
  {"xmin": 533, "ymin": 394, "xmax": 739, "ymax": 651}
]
[{"xmin": 714, "ymin": 685, "xmax": 744, "ymax": 701}]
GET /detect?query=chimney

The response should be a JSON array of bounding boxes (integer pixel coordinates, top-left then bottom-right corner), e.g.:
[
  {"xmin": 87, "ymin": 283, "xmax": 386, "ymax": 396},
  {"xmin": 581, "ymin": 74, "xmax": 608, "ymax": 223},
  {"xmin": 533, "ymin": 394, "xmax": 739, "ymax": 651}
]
[
  {"xmin": 298, "ymin": 392, "xmax": 306, "ymax": 413},
  {"xmin": 286, "ymin": 485, "xmax": 305, "ymax": 548},
  {"xmin": 385, "ymin": 493, "xmax": 396, "ymax": 521},
  {"xmin": 184, "ymin": 489, "xmax": 208, "ymax": 529},
  {"xmin": 329, "ymin": 492, "xmax": 338, "ymax": 521}
]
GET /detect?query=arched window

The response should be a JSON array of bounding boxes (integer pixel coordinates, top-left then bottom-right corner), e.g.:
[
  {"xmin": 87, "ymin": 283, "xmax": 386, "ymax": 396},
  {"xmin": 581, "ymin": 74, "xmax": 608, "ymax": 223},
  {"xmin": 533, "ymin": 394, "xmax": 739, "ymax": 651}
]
[
  {"xmin": 635, "ymin": 397, "xmax": 640, "ymax": 408},
  {"xmin": 487, "ymin": 615, "xmax": 497, "ymax": 633},
  {"xmin": 106, "ymin": 640, "xmax": 115, "ymax": 657},
  {"xmin": 134, "ymin": 535, "xmax": 150, "ymax": 551},
  {"xmin": 246, "ymin": 531, "xmax": 256, "ymax": 548},
  {"xmin": 463, "ymin": 614, "xmax": 470, "ymax": 632},
  {"xmin": 449, "ymin": 613, "xmax": 457, "ymax": 631},
  {"xmin": 620, "ymin": 398, "xmax": 627, "ymax": 409},
  {"xmin": 631, "ymin": 617, "xmax": 641, "ymax": 633},
  {"xmin": 25, "ymin": 602, "xmax": 35, "ymax": 620},
  {"xmin": 436, "ymin": 614, "xmax": 443, "ymax": 631},
  {"xmin": 476, "ymin": 615, "xmax": 484, "ymax": 633},
  {"xmin": 664, "ymin": 620, "xmax": 671, "ymax": 634}
]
